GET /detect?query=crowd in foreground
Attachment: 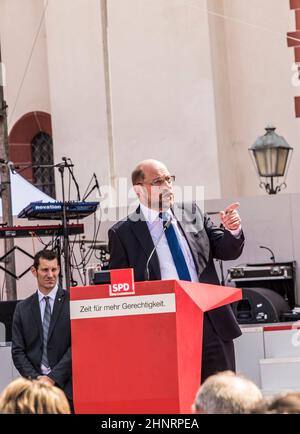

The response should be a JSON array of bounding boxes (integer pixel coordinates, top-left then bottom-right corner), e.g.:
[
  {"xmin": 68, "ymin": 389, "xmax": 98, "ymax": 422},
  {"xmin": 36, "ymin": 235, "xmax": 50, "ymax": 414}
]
[{"xmin": 0, "ymin": 370, "xmax": 299, "ymax": 414}]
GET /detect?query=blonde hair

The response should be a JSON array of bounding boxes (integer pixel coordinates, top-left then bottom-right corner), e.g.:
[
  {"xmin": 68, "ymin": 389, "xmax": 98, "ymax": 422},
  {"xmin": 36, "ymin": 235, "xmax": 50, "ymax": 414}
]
[{"xmin": 0, "ymin": 378, "xmax": 70, "ymax": 414}]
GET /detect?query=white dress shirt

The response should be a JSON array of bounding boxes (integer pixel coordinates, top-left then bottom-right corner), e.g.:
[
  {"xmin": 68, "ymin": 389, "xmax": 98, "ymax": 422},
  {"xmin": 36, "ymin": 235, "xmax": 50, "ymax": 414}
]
[
  {"xmin": 37, "ymin": 285, "xmax": 58, "ymax": 375},
  {"xmin": 140, "ymin": 203, "xmax": 199, "ymax": 282}
]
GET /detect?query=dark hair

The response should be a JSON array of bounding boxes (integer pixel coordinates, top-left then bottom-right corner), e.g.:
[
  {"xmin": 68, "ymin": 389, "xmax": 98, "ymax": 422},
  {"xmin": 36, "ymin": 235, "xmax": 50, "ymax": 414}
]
[
  {"xmin": 33, "ymin": 250, "xmax": 59, "ymax": 270},
  {"xmin": 131, "ymin": 166, "xmax": 145, "ymax": 185}
]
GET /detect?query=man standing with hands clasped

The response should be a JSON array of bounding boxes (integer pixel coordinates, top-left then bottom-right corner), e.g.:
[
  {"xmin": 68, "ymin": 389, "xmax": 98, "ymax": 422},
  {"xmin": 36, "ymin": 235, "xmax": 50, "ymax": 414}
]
[
  {"xmin": 11, "ymin": 250, "xmax": 72, "ymax": 410},
  {"xmin": 109, "ymin": 159, "xmax": 245, "ymax": 382}
]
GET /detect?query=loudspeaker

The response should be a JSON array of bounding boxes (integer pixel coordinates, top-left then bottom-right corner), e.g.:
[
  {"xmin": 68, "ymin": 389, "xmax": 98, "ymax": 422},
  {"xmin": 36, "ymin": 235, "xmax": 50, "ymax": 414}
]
[
  {"xmin": 0, "ymin": 300, "xmax": 20, "ymax": 342},
  {"xmin": 231, "ymin": 287, "xmax": 290, "ymax": 324}
]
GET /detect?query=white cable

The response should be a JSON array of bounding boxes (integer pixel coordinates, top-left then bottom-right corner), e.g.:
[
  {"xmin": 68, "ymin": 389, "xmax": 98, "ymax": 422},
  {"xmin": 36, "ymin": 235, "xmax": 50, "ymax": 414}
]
[{"xmin": 8, "ymin": 0, "xmax": 49, "ymax": 128}]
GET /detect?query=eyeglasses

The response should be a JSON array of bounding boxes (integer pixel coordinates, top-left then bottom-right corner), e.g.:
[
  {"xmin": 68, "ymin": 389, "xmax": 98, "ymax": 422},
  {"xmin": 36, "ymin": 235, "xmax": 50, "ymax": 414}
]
[{"xmin": 139, "ymin": 175, "xmax": 175, "ymax": 187}]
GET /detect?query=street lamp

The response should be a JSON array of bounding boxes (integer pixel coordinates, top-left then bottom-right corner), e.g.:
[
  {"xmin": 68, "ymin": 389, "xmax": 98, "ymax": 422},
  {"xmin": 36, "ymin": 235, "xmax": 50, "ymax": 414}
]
[{"xmin": 249, "ymin": 125, "xmax": 293, "ymax": 194}]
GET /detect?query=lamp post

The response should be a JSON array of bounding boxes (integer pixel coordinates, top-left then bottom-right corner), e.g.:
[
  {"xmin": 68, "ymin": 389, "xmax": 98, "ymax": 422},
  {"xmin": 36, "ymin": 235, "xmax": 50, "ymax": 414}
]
[{"xmin": 249, "ymin": 125, "xmax": 293, "ymax": 194}]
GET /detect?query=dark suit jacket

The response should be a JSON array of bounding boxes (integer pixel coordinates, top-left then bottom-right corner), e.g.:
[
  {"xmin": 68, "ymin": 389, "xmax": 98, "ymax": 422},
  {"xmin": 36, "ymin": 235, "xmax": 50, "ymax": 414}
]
[
  {"xmin": 108, "ymin": 203, "xmax": 245, "ymax": 341},
  {"xmin": 11, "ymin": 287, "xmax": 72, "ymax": 399}
]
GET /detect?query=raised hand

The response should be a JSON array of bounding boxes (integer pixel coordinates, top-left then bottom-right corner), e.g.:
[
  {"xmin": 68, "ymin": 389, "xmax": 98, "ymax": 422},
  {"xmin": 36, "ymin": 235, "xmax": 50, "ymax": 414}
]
[{"xmin": 219, "ymin": 203, "xmax": 241, "ymax": 231}]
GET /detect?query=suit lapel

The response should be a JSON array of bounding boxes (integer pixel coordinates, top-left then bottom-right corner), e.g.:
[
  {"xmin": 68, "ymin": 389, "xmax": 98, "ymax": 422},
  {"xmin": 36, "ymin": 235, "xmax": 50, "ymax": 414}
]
[
  {"xmin": 172, "ymin": 203, "xmax": 208, "ymax": 277},
  {"xmin": 30, "ymin": 292, "xmax": 43, "ymax": 341},
  {"xmin": 129, "ymin": 207, "xmax": 161, "ymax": 280},
  {"xmin": 48, "ymin": 288, "xmax": 66, "ymax": 341}
]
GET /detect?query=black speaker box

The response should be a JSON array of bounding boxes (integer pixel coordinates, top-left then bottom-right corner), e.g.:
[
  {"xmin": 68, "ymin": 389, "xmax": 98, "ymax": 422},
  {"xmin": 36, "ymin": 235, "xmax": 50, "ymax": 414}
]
[
  {"xmin": 231, "ymin": 287, "xmax": 290, "ymax": 324},
  {"xmin": 92, "ymin": 270, "xmax": 111, "ymax": 285},
  {"xmin": 0, "ymin": 300, "xmax": 20, "ymax": 342}
]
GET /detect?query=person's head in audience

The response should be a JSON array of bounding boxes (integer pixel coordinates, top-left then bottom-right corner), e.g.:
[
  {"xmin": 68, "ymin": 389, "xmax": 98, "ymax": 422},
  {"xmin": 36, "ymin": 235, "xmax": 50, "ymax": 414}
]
[
  {"xmin": 0, "ymin": 377, "xmax": 70, "ymax": 414},
  {"xmin": 192, "ymin": 370, "xmax": 263, "ymax": 414},
  {"xmin": 252, "ymin": 392, "xmax": 300, "ymax": 414}
]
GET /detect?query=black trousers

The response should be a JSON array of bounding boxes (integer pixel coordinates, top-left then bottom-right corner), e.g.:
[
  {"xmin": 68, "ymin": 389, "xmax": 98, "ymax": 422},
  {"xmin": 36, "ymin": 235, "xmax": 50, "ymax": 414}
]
[{"xmin": 201, "ymin": 314, "xmax": 236, "ymax": 384}]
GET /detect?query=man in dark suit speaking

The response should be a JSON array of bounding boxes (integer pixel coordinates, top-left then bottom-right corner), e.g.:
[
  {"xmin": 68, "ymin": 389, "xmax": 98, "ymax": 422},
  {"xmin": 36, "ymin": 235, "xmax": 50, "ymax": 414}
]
[
  {"xmin": 109, "ymin": 159, "xmax": 245, "ymax": 382},
  {"xmin": 11, "ymin": 250, "xmax": 72, "ymax": 407}
]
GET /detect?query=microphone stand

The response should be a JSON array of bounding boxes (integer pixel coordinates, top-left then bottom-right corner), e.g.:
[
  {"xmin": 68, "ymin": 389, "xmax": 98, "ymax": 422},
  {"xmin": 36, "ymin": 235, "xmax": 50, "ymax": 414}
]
[
  {"xmin": 63, "ymin": 157, "xmax": 81, "ymax": 201},
  {"xmin": 58, "ymin": 159, "xmax": 71, "ymax": 292},
  {"xmin": 82, "ymin": 173, "xmax": 101, "ymax": 201},
  {"xmin": 218, "ymin": 260, "xmax": 225, "ymax": 286},
  {"xmin": 12, "ymin": 159, "xmax": 75, "ymax": 291},
  {"xmin": 145, "ymin": 218, "xmax": 172, "ymax": 281}
]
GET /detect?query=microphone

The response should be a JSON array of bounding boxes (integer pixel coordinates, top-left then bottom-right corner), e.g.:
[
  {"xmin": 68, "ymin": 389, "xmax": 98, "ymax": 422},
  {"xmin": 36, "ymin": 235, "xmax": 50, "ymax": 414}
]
[
  {"xmin": 259, "ymin": 245, "xmax": 276, "ymax": 264},
  {"xmin": 144, "ymin": 215, "xmax": 172, "ymax": 281}
]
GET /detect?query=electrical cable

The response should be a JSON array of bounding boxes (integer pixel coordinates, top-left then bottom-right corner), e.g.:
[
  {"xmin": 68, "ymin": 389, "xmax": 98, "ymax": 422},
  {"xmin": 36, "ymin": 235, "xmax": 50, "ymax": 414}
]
[{"xmin": 8, "ymin": 0, "xmax": 49, "ymax": 127}]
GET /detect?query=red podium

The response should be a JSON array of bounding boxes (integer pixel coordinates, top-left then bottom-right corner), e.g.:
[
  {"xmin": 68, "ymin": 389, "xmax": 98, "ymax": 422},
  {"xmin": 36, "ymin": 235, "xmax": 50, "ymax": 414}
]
[{"xmin": 70, "ymin": 280, "xmax": 241, "ymax": 414}]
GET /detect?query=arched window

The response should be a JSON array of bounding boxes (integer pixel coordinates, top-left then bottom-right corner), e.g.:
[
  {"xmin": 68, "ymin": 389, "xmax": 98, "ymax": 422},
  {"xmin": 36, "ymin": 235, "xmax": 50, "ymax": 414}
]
[
  {"xmin": 9, "ymin": 111, "xmax": 56, "ymax": 199},
  {"xmin": 31, "ymin": 132, "xmax": 56, "ymax": 198}
]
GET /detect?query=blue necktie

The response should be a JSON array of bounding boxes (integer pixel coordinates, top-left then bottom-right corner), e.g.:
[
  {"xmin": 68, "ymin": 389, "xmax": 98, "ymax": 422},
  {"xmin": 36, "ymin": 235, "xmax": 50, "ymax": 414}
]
[
  {"xmin": 160, "ymin": 212, "xmax": 192, "ymax": 281},
  {"xmin": 42, "ymin": 296, "xmax": 51, "ymax": 368}
]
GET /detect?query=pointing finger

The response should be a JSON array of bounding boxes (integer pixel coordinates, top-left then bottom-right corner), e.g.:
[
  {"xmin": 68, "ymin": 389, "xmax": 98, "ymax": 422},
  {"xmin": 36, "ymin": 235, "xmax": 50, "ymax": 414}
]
[{"xmin": 224, "ymin": 202, "xmax": 240, "ymax": 214}]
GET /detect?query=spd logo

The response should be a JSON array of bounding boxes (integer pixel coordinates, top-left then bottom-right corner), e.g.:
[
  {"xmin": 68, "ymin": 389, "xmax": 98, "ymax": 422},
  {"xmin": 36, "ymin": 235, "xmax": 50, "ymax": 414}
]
[{"xmin": 109, "ymin": 268, "xmax": 135, "ymax": 297}]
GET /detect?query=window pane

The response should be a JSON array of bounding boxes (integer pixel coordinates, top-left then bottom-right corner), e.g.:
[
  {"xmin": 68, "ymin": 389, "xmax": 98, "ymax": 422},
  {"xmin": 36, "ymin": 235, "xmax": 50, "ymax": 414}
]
[{"xmin": 31, "ymin": 132, "xmax": 56, "ymax": 199}]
